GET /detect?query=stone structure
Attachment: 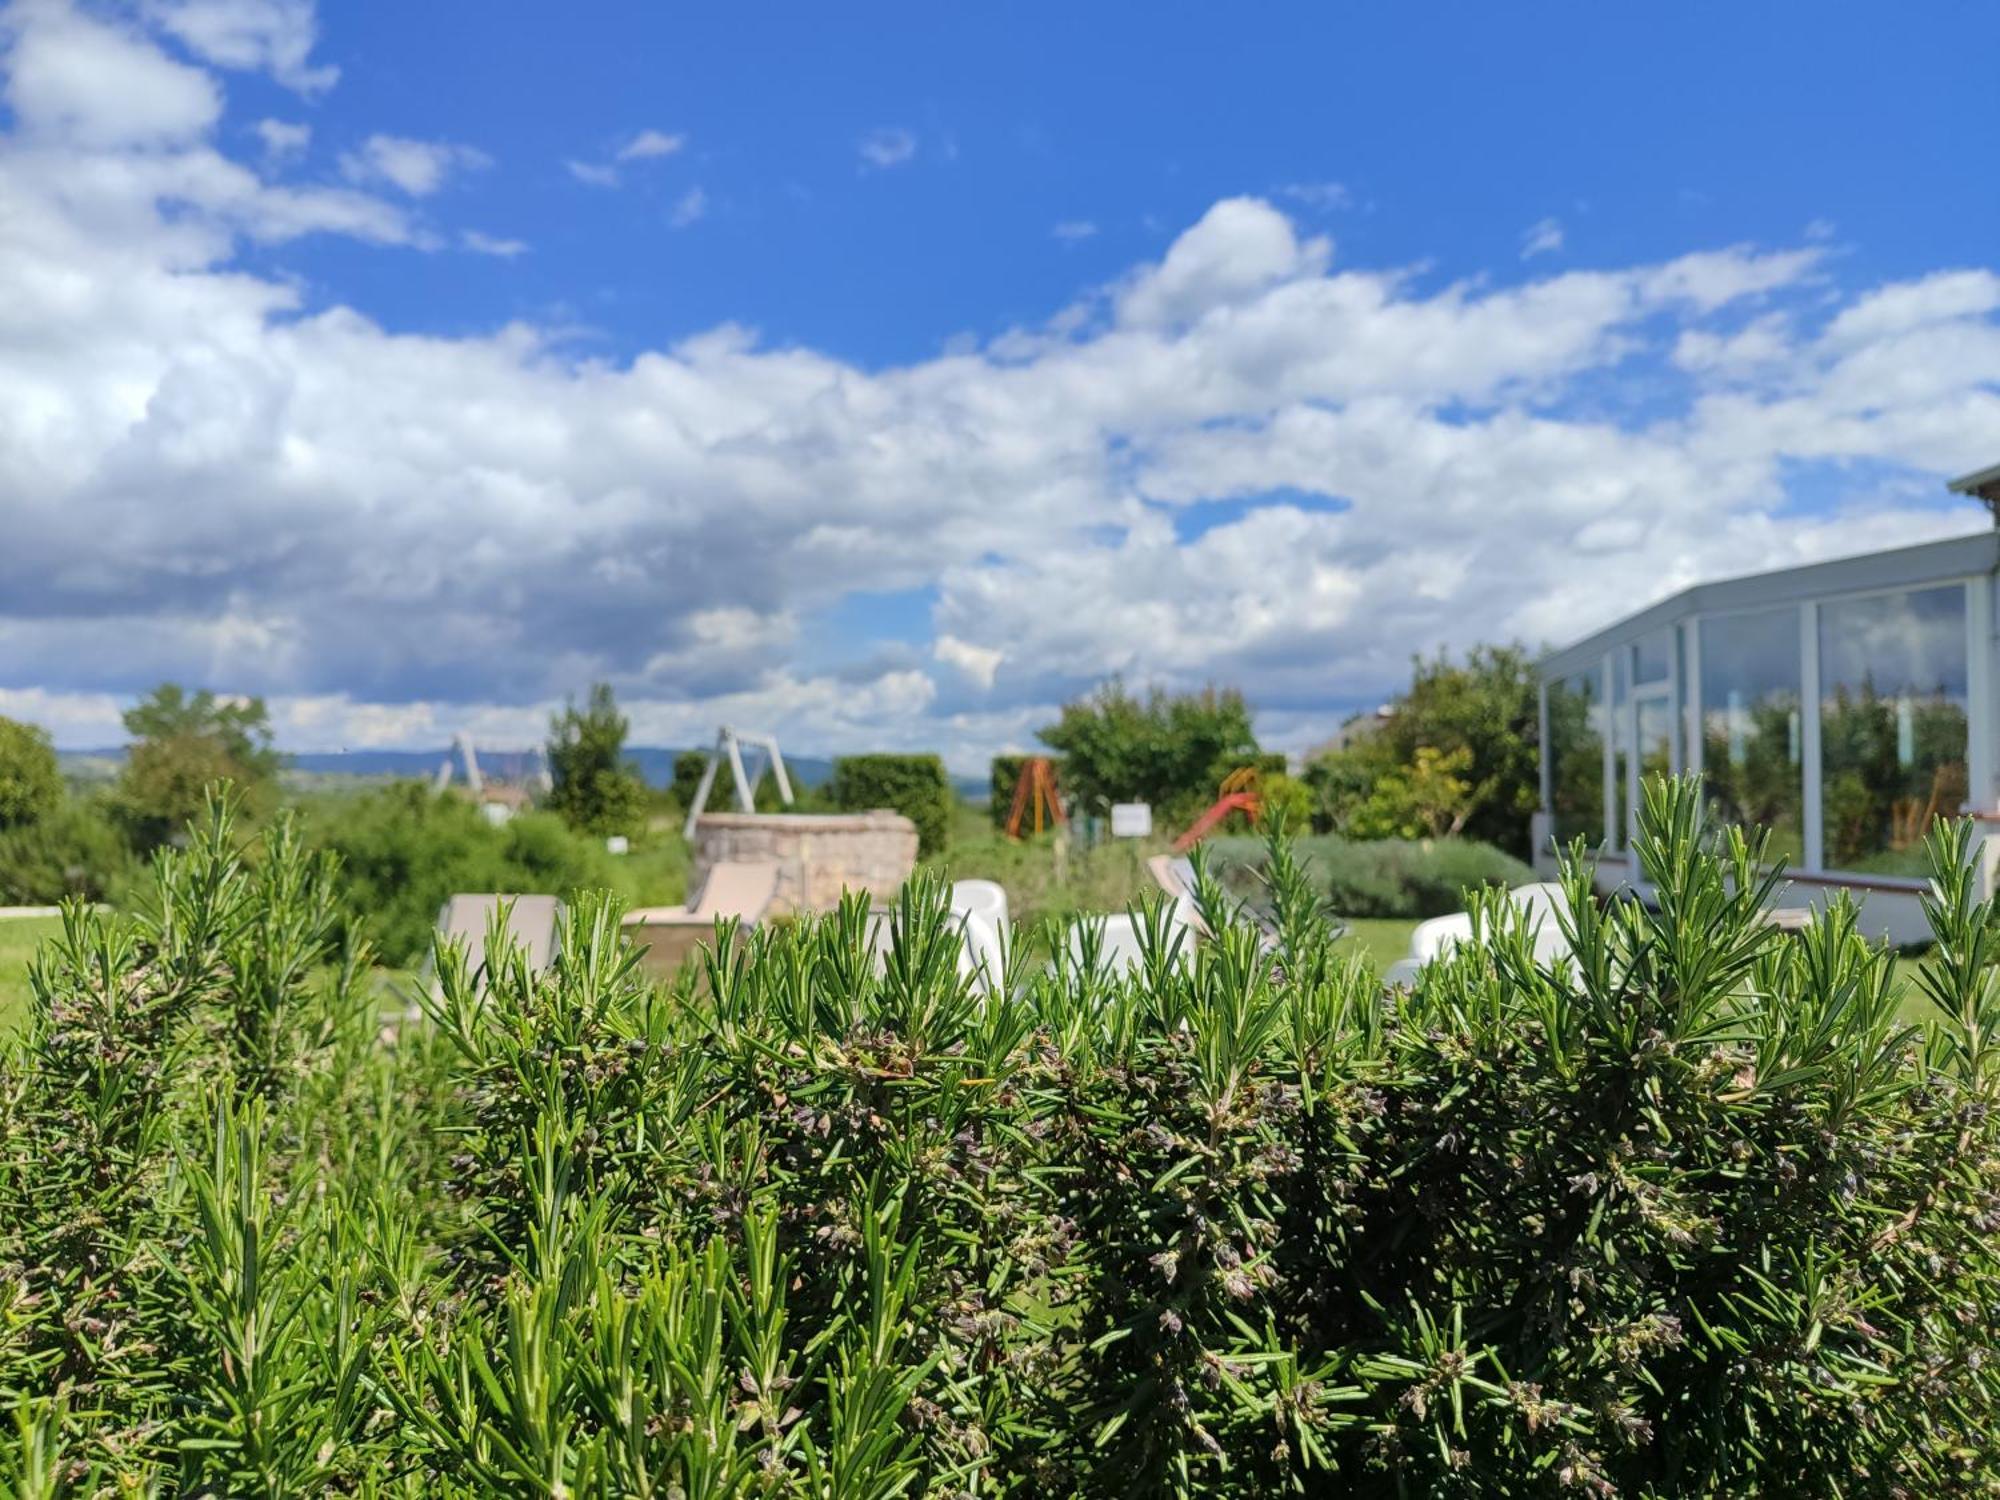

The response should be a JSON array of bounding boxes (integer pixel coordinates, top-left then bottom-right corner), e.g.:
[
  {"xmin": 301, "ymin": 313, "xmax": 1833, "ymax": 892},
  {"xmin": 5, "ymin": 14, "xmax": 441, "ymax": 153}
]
[{"xmin": 689, "ymin": 810, "xmax": 918, "ymax": 915}]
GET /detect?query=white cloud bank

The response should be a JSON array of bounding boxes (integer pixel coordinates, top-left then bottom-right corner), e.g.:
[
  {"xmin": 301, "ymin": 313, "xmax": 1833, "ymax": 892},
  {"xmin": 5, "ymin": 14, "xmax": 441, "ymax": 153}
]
[{"xmin": 2, "ymin": 1, "xmax": 1998, "ymax": 771}]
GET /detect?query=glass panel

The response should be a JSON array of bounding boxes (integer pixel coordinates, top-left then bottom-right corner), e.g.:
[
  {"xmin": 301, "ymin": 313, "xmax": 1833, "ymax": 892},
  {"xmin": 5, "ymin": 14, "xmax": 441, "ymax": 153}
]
[
  {"xmin": 1634, "ymin": 630, "xmax": 1672, "ymax": 686},
  {"xmin": 1547, "ymin": 671, "xmax": 1604, "ymax": 846},
  {"xmin": 1819, "ymin": 585, "xmax": 1969, "ymax": 876},
  {"xmin": 1700, "ymin": 605, "xmax": 1805, "ymax": 865}
]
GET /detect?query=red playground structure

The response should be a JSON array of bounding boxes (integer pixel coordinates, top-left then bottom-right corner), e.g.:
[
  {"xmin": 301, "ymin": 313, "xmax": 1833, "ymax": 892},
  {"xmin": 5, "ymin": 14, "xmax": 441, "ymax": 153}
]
[{"xmin": 1172, "ymin": 767, "xmax": 1263, "ymax": 852}]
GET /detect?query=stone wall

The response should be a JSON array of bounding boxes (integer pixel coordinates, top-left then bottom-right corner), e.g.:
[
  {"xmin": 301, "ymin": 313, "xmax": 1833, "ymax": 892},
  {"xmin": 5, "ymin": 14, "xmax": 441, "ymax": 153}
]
[{"xmin": 690, "ymin": 810, "xmax": 919, "ymax": 915}]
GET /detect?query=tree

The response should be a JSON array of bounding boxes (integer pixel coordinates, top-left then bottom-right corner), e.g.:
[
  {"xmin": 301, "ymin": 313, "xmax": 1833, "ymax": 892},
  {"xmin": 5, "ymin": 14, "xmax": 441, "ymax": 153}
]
[
  {"xmin": 1308, "ymin": 644, "xmax": 1541, "ymax": 852},
  {"xmin": 113, "ymin": 684, "xmax": 282, "ymax": 847},
  {"xmin": 0, "ymin": 716, "xmax": 62, "ymax": 829},
  {"xmin": 1346, "ymin": 744, "xmax": 1477, "ymax": 839},
  {"xmin": 1039, "ymin": 680, "xmax": 1260, "ymax": 824},
  {"xmin": 545, "ymin": 683, "xmax": 650, "ymax": 837}
]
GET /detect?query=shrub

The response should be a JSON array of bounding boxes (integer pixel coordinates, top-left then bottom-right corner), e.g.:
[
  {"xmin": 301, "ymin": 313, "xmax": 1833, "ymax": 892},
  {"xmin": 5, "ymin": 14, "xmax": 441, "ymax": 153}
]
[
  {"xmin": 1205, "ymin": 830, "xmax": 1534, "ymax": 917},
  {"xmin": 1, "ymin": 777, "xmax": 1995, "ymax": 1493},
  {"xmin": 0, "ymin": 717, "xmax": 62, "ymax": 830},
  {"xmin": 829, "ymin": 752, "xmax": 953, "ymax": 856},
  {"xmin": 306, "ymin": 781, "xmax": 617, "ymax": 965},
  {"xmin": 0, "ymin": 796, "xmax": 132, "ymax": 903}
]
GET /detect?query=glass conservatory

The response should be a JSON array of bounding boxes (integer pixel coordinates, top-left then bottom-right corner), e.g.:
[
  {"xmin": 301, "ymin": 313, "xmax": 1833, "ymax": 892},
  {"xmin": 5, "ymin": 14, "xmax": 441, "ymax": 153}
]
[{"xmin": 1536, "ymin": 530, "xmax": 2000, "ymax": 944}]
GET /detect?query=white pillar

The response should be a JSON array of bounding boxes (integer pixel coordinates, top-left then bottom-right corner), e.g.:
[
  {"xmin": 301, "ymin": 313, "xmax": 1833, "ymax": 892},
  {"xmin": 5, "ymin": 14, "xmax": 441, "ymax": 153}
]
[{"xmin": 1800, "ymin": 601, "xmax": 1824, "ymax": 873}]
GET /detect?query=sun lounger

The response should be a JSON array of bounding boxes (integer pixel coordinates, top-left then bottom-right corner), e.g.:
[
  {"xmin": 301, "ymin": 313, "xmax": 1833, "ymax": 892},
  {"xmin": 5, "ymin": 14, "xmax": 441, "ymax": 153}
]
[
  {"xmin": 623, "ymin": 860, "xmax": 781, "ymax": 978},
  {"xmin": 1381, "ymin": 881, "xmax": 1573, "ymax": 988},
  {"xmin": 431, "ymin": 893, "xmax": 564, "ymax": 996}
]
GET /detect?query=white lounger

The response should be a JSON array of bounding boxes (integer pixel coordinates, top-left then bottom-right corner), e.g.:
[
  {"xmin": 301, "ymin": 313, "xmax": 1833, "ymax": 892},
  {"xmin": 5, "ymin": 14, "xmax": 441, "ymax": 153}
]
[
  {"xmin": 431, "ymin": 893, "xmax": 565, "ymax": 998},
  {"xmin": 1381, "ymin": 881, "xmax": 1573, "ymax": 988}
]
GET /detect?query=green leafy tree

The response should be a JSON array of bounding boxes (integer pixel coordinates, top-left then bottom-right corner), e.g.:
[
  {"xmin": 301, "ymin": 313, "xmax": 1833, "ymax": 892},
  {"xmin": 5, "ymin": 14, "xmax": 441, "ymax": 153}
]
[
  {"xmin": 1039, "ymin": 680, "xmax": 1260, "ymax": 824},
  {"xmin": 0, "ymin": 715, "xmax": 62, "ymax": 829},
  {"xmin": 1307, "ymin": 644, "xmax": 1541, "ymax": 851},
  {"xmin": 113, "ymin": 683, "xmax": 282, "ymax": 847},
  {"xmin": 1346, "ymin": 744, "xmax": 1476, "ymax": 839},
  {"xmin": 545, "ymin": 683, "xmax": 650, "ymax": 837}
]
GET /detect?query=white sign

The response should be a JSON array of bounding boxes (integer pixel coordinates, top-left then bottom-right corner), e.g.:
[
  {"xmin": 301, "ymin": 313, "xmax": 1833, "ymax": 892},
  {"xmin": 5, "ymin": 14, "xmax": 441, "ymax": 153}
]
[
  {"xmin": 605, "ymin": 835, "xmax": 630, "ymax": 856},
  {"xmin": 1110, "ymin": 802, "xmax": 1153, "ymax": 838}
]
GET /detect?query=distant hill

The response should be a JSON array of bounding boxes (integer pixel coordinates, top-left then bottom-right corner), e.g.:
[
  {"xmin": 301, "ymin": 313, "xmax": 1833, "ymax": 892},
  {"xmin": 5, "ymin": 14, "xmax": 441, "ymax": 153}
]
[{"xmin": 58, "ymin": 746, "xmax": 982, "ymax": 797}]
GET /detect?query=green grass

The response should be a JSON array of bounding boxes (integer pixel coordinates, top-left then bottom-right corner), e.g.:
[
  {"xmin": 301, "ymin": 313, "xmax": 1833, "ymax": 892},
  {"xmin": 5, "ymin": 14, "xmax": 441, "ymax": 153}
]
[
  {"xmin": 1335, "ymin": 916, "xmax": 1420, "ymax": 974},
  {"xmin": 0, "ymin": 915, "xmax": 61, "ymax": 1035}
]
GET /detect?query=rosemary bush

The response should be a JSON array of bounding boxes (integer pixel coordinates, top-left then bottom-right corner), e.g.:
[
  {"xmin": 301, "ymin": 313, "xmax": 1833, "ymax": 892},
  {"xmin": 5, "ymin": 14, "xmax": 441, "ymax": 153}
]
[{"xmin": 1, "ymin": 777, "xmax": 1995, "ymax": 1496}]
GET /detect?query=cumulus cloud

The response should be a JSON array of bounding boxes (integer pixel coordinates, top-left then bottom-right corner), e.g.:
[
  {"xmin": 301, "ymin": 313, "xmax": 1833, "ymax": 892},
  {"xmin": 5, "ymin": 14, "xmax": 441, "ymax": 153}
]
[
  {"xmin": 858, "ymin": 126, "xmax": 916, "ymax": 169},
  {"xmin": 340, "ymin": 133, "xmax": 490, "ymax": 196},
  {"xmin": 935, "ymin": 635, "xmax": 1004, "ymax": 690},
  {"xmin": 143, "ymin": 0, "xmax": 336, "ymax": 94},
  {"xmin": 2, "ymin": 0, "xmax": 1998, "ymax": 770},
  {"xmin": 1052, "ymin": 220, "xmax": 1097, "ymax": 242},
  {"xmin": 6, "ymin": 3, "xmax": 221, "ymax": 146},
  {"xmin": 1116, "ymin": 197, "xmax": 1331, "ymax": 328}
]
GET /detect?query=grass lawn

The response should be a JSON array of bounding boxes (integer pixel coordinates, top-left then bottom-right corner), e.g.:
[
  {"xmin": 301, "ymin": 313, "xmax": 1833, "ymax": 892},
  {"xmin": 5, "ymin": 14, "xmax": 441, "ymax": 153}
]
[
  {"xmin": 0, "ymin": 915, "xmax": 61, "ymax": 1035},
  {"xmin": 1335, "ymin": 916, "xmax": 1419, "ymax": 974}
]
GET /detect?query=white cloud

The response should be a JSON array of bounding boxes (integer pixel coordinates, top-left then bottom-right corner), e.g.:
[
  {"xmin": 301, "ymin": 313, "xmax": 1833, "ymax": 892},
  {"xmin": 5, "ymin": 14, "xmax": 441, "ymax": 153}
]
[
  {"xmin": 617, "ymin": 128, "xmax": 684, "ymax": 161},
  {"xmin": 1521, "ymin": 216, "xmax": 1563, "ymax": 259},
  {"xmin": 2, "ymin": 6, "xmax": 1997, "ymax": 769},
  {"xmin": 1052, "ymin": 219, "xmax": 1097, "ymax": 242},
  {"xmin": 461, "ymin": 229, "xmax": 527, "ymax": 257},
  {"xmin": 253, "ymin": 116, "xmax": 309, "ymax": 161},
  {"xmin": 935, "ymin": 635, "xmax": 1003, "ymax": 690},
  {"xmin": 340, "ymin": 134, "xmax": 490, "ymax": 197},
  {"xmin": 566, "ymin": 158, "xmax": 620, "ymax": 188},
  {"xmin": 858, "ymin": 126, "xmax": 916, "ymax": 169},
  {"xmin": 669, "ymin": 185, "xmax": 706, "ymax": 228},
  {"xmin": 143, "ymin": 0, "xmax": 337, "ymax": 94},
  {"xmin": 1117, "ymin": 196, "xmax": 1331, "ymax": 329},
  {"xmin": 6, "ymin": 3, "xmax": 221, "ymax": 146}
]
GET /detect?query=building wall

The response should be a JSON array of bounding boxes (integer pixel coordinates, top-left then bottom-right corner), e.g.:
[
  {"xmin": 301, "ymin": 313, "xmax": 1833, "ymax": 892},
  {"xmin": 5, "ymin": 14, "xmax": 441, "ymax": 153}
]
[{"xmin": 691, "ymin": 810, "xmax": 919, "ymax": 915}]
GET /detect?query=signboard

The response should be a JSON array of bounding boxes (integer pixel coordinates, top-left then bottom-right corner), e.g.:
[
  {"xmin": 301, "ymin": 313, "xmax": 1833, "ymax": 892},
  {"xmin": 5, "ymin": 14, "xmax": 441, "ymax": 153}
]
[{"xmin": 1110, "ymin": 802, "xmax": 1153, "ymax": 838}]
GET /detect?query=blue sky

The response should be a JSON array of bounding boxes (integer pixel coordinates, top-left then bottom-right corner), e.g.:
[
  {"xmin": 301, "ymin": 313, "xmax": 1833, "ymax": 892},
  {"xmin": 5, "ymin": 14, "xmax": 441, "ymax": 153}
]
[
  {"xmin": 2, "ymin": 0, "xmax": 1998, "ymax": 766},
  {"xmin": 257, "ymin": 4, "xmax": 1996, "ymax": 362}
]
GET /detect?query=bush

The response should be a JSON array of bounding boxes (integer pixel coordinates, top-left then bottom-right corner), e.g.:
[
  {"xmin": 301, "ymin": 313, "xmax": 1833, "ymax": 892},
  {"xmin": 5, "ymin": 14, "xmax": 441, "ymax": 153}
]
[
  {"xmin": 829, "ymin": 753, "xmax": 953, "ymax": 856},
  {"xmin": 1, "ymin": 778, "xmax": 1995, "ymax": 1493},
  {"xmin": 0, "ymin": 797, "xmax": 132, "ymax": 903},
  {"xmin": 0, "ymin": 717, "xmax": 62, "ymax": 830},
  {"xmin": 1206, "ymin": 830, "xmax": 1534, "ymax": 917},
  {"xmin": 305, "ymin": 781, "xmax": 618, "ymax": 965}
]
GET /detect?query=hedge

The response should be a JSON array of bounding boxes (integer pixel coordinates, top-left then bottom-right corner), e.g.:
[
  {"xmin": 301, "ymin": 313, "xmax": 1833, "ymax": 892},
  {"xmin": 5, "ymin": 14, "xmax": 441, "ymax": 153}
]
[
  {"xmin": 829, "ymin": 752, "xmax": 954, "ymax": 856},
  {"xmin": 1204, "ymin": 830, "xmax": 1533, "ymax": 917}
]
